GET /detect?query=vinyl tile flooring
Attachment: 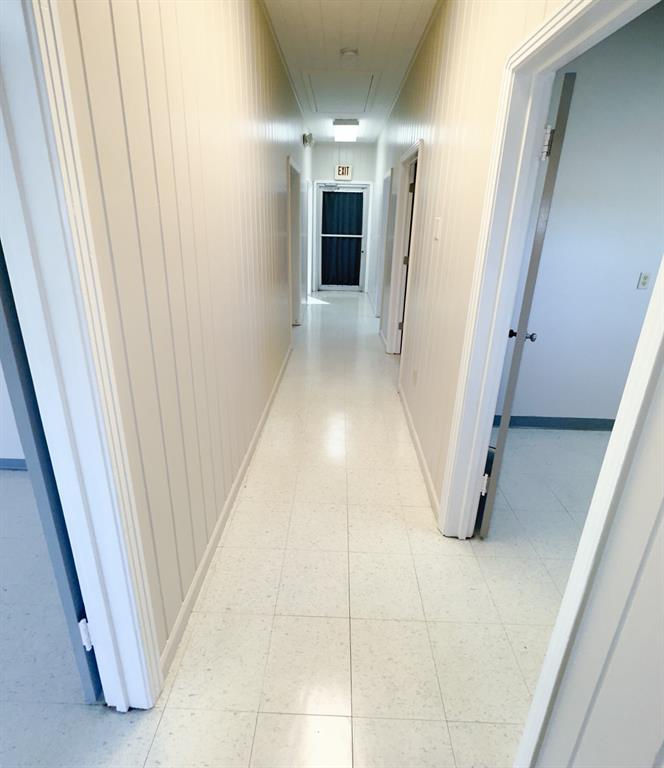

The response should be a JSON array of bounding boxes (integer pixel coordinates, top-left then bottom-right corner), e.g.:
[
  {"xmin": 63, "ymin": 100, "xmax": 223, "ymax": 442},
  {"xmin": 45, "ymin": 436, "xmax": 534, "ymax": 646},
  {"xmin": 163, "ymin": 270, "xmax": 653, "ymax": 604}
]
[{"xmin": 0, "ymin": 292, "xmax": 610, "ymax": 767}]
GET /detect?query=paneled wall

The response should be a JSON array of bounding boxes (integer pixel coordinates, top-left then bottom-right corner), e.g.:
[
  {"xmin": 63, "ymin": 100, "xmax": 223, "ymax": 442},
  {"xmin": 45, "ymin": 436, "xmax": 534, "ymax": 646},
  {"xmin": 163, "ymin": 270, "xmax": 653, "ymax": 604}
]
[
  {"xmin": 47, "ymin": 0, "xmax": 303, "ymax": 652},
  {"xmin": 311, "ymin": 142, "xmax": 377, "ymax": 183},
  {"xmin": 374, "ymin": 0, "xmax": 583, "ymax": 502}
]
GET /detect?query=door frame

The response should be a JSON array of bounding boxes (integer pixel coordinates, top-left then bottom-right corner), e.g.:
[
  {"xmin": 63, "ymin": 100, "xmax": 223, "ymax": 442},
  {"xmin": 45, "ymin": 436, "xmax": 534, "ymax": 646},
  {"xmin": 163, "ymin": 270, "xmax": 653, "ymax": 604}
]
[
  {"xmin": 384, "ymin": 140, "xmax": 422, "ymax": 354},
  {"xmin": 439, "ymin": 0, "xmax": 660, "ymax": 539},
  {"xmin": 287, "ymin": 156, "xmax": 302, "ymax": 326},
  {"xmin": 1, "ymin": 0, "xmax": 160, "ymax": 711},
  {"xmin": 428, "ymin": 0, "xmax": 661, "ymax": 763},
  {"xmin": 313, "ymin": 180, "xmax": 372, "ymax": 292}
]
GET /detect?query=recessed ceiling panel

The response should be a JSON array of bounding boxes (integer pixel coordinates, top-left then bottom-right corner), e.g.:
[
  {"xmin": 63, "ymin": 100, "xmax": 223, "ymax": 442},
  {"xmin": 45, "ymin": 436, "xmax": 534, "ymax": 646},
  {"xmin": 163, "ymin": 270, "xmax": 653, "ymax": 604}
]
[{"xmin": 308, "ymin": 71, "xmax": 375, "ymax": 114}]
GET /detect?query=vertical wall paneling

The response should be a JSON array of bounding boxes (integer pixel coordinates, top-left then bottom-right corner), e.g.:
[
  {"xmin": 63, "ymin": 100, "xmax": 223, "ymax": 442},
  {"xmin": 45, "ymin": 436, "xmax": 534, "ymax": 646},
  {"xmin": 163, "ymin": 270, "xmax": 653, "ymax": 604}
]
[
  {"xmin": 374, "ymin": 0, "xmax": 568, "ymax": 510},
  {"xmin": 45, "ymin": 0, "xmax": 303, "ymax": 666}
]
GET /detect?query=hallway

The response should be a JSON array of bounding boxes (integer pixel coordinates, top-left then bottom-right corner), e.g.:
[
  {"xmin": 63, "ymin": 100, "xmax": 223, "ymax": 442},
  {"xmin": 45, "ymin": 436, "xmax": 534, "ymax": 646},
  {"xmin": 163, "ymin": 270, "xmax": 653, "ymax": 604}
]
[{"xmin": 154, "ymin": 292, "xmax": 566, "ymax": 767}]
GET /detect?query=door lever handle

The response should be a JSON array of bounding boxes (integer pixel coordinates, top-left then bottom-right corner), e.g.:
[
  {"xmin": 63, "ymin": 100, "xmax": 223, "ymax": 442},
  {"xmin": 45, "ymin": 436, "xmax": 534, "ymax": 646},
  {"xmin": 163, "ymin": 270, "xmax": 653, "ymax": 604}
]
[{"xmin": 508, "ymin": 329, "xmax": 537, "ymax": 341}]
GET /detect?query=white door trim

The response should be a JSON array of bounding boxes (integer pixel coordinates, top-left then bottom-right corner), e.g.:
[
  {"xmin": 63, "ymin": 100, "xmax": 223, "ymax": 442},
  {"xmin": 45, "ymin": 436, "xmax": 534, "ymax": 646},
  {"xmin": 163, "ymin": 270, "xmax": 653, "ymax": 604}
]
[
  {"xmin": 287, "ymin": 155, "xmax": 301, "ymax": 326},
  {"xmin": 313, "ymin": 180, "xmax": 372, "ymax": 292},
  {"xmin": 0, "ymin": 0, "xmax": 161, "ymax": 711},
  {"xmin": 385, "ymin": 139, "xmax": 422, "ymax": 354}
]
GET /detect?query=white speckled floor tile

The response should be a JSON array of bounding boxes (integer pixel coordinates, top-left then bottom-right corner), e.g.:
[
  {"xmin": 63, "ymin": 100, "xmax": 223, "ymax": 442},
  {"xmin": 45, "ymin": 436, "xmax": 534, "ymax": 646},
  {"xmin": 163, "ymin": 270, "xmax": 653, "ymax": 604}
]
[
  {"xmin": 287, "ymin": 502, "xmax": 348, "ymax": 551},
  {"xmin": 504, "ymin": 623, "xmax": 553, "ymax": 693},
  {"xmin": 542, "ymin": 557, "xmax": 574, "ymax": 594},
  {"xmin": 349, "ymin": 552, "xmax": 423, "ymax": 620},
  {"xmin": 404, "ymin": 507, "xmax": 473, "ymax": 557},
  {"xmin": 428, "ymin": 621, "xmax": 531, "ymax": 723},
  {"xmin": 352, "ymin": 717, "xmax": 455, "ymax": 768},
  {"xmin": 146, "ymin": 708, "xmax": 255, "ymax": 767},
  {"xmin": 276, "ymin": 549, "xmax": 349, "ymax": 617},
  {"xmin": 295, "ymin": 467, "xmax": 347, "ymax": 504},
  {"xmin": 347, "ymin": 469, "xmax": 400, "ymax": 506},
  {"xmin": 414, "ymin": 554, "xmax": 500, "ymax": 622},
  {"xmin": 250, "ymin": 713, "xmax": 352, "ymax": 768},
  {"xmin": 224, "ymin": 501, "xmax": 292, "ymax": 549},
  {"xmin": 348, "ymin": 505, "xmax": 410, "ymax": 554},
  {"xmin": 448, "ymin": 721, "xmax": 523, "ymax": 768},
  {"xmin": 351, "ymin": 619, "xmax": 443, "ymax": 720},
  {"xmin": 478, "ymin": 556, "xmax": 562, "ymax": 625},
  {"xmin": 196, "ymin": 547, "xmax": 284, "ymax": 614},
  {"xmin": 0, "ymin": 701, "xmax": 160, "ymax": 767},
  {"xmin": 169, "ymin": 612, "xmax": 272, "ymax": 711},
  {"xmin": 261, "ymin": 616, "xmax": 351, "ymax": 716}
]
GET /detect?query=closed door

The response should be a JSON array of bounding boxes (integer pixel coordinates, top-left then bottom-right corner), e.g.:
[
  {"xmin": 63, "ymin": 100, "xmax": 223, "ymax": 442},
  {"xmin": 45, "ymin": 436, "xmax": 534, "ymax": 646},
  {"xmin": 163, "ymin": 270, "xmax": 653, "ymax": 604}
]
[{"xmin": 320, "ymin": 190, "xmax": 364, "ymax": 288}]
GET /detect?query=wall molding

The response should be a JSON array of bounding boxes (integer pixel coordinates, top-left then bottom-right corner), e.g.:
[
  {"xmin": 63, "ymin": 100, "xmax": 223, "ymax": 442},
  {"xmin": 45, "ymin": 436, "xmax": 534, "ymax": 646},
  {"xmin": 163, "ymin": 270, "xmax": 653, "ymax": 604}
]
[
  {"xmin": 492, "ymin": 415, "xmax": 615, "ymax": 431},
  {"xmin": 399, "ymin": 387, "xmax": 440, "ymax": 522},
  {"xmin": 160, "ymin": 345, "xmax": 292, "ymax": 673},
  {"xmin": 0, "ymin": 458, "xmax": 28, "ymax": 471}
]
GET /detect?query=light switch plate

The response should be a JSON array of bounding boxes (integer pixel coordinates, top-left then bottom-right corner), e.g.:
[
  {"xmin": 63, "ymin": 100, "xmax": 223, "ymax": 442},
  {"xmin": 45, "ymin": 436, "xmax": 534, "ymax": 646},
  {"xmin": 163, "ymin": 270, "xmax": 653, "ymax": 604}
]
[{"xmin": 636, "ymin": 272, "xmax": 650, "ymax": 290}]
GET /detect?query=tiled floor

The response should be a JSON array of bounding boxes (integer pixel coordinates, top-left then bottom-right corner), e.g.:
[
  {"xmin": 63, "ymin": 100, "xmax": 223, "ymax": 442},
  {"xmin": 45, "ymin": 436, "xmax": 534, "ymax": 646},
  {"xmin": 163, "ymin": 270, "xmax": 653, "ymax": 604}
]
[
  {"xmin": 0, "ymin": 469, "xmax": 85, "ymax": 709},
  {"xmin": 1, "ymin": 292, "xmax": 611, "ymax": 767}
]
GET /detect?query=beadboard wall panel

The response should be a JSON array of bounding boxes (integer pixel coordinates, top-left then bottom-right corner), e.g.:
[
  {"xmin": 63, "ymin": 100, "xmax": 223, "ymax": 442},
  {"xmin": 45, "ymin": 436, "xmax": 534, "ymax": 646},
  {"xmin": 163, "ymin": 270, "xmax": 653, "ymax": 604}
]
[
  {"xmin": 374, "ymin": 0, "xmax": 570, "ymax": 508},
  {"xmin": 47, "ymin": 0, "xmax": 302, "ymax": 651}
]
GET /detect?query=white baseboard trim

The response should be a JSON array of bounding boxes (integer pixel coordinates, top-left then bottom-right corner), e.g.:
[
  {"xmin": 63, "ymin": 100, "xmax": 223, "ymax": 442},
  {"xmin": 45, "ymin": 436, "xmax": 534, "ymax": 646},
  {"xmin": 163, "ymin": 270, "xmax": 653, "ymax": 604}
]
[
  {"xmin": 159, "ymin": 345, "xmax": 293, "ymax": 675},
  {"xmin": 399, "ymin": 389, "xmax": 441, "ymax": 523},
  {"xmin": 366, "ymin": 288, "xmax": 379, "ymax": 318}
]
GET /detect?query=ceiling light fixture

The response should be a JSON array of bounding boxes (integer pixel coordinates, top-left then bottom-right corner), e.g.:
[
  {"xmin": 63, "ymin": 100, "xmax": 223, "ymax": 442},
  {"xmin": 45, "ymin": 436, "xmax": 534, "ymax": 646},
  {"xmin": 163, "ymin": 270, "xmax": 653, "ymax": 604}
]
[
  {"xmin": 339, "ymin": 47, "xmax": 359, "ymax": 70},
  {"xmin": 333, "ymin": 118, "xmax": 359, "ymax": 143}
]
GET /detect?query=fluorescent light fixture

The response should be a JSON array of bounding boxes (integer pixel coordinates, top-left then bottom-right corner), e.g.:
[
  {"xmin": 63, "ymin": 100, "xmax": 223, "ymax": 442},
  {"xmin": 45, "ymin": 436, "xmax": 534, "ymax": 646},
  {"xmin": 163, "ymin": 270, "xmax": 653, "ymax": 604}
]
[{"xmin": 333, "ymin": 118, "xmax": 359, "ymax": 142}]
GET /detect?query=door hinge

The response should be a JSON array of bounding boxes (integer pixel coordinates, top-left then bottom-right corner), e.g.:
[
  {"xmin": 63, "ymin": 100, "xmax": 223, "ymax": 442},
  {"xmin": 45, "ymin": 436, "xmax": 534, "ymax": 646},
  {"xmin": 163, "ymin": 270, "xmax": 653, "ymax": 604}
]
[
  {"xmin": 540, "ymin": 126, "xmax": 555, "ymax": 160},
  {"xmin": 480, "ymin": 473, "xmax": 490, "ymax": 497},
  {"xmin": 398, "ymin": 321, "xmax": 404, "ymax": 331},
  {"xmin": 403, "ymin": 255, "xmax": 409, "ymax": 266},
  {"xmin": 78, "ymin": 618, "xmax": 93, "ymax": 651},
  {"xmin": 409, "ymin": 182, "xmax": 416, "ymax": 193}
]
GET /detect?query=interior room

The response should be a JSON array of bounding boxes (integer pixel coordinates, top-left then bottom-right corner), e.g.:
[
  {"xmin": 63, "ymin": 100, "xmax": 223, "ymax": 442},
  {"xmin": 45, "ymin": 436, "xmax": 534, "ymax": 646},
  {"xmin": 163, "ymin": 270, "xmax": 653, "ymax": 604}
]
[
  {"xmin": 482, "ymin": 2, "xmax": 664, "ymax": 599},
  {"xmin": 0, "ymin": 370, "xmax": 90, "ymax": 715}
]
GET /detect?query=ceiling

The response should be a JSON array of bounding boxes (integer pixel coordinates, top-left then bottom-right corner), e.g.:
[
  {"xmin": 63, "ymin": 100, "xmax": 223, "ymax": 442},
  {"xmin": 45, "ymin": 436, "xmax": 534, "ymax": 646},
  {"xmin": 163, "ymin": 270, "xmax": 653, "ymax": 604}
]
[{"xmin": 263, "ymin": 0, "xmax": 438, "ymax": 143}]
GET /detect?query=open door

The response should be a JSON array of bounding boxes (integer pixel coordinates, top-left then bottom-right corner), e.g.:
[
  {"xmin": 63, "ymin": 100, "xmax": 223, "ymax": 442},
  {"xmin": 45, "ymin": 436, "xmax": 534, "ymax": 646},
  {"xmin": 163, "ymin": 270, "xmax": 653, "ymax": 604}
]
[
  {"xmin": 0, "ymin": 242, "xmax": 102, "ymax": 702},
  {"xmin": 479, "ymin": 73, "xmax": 576, "ymax": 538},
  {"xmin": 396, "ymin": 158, "xmax": 418, "ymax": 353},
  {"xmin": 288, "ymin": 159, "xmax": 303, "ymax": 325}
]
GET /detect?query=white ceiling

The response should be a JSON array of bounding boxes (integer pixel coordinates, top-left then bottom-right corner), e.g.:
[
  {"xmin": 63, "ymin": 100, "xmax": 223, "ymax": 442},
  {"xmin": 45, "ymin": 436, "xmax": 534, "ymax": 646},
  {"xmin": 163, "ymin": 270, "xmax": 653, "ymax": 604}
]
[{"xmin": 263, "ymin": 0, "xmax": 438, "ymax": 143}]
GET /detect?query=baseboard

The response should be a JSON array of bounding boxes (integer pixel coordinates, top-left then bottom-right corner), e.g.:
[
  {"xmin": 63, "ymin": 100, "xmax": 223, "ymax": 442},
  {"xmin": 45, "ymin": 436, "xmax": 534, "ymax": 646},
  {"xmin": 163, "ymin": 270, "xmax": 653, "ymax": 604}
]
[
  {"xmin": 492, "ymin": 415, "xmax": 615, "ymax": 431},
  {"xmin": 0, "ymin": 458, "xmax": 27, "ymax": 470},
  {"xmin": 366, "ymin": 288, "xmax": 380, "ymax": 318},
  {"xmin": 159, "ymin": 345, "xmax": 293, "ymax": 675},
  {"xmin": 399, "ymin": 389, "xmax": 440, "ymax": 518}
]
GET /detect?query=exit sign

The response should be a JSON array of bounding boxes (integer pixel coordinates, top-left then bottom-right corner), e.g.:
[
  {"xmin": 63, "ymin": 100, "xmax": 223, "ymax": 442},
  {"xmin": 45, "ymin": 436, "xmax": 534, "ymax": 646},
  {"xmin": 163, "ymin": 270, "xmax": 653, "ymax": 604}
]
[{"xmin": 335, "ymin": 164, "xmax": 352, "ymax": 181}]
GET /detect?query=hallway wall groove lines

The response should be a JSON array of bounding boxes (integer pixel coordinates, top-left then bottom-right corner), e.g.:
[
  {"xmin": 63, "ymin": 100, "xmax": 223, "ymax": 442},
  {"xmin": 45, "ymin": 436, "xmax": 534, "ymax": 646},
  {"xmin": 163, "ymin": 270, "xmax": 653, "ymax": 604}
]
[{"xmin": 38, "ymin": 0, "xmax": 305, "ymax": 657}]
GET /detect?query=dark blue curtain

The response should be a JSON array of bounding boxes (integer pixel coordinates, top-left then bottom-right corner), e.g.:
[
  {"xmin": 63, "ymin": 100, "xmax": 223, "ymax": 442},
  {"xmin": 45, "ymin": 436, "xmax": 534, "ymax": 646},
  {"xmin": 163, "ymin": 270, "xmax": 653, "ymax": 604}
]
[
  {"xmin": 321, "ymin": 192, "xmax": 363, "ymax": 285},
  {"xmin": 322, "ymin": 192, "xmax": 363, "ymax": 235},
  {"xmin": 321, "ymin": 238, "xmax": 362, "ymax": 285}
]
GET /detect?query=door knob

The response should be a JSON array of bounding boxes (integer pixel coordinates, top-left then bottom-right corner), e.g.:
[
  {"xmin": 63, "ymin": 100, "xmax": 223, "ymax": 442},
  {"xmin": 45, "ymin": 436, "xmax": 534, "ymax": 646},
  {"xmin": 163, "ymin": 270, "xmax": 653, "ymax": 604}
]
[
  {"xmin": 508, "ymin": 329, "xmax": 517, "ymax": 338},
  {"xmin": 525, "ymin": 332, "xmax": 537, "ymax": 342}
]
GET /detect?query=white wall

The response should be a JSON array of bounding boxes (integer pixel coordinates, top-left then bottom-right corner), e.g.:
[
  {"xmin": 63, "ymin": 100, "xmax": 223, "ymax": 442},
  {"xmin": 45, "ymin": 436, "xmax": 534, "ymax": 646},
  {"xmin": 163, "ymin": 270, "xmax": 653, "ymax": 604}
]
[
  {"xmin": 0, "ymin": 368, "xmax": 23, "ymax": 460},
  {"xmin": 499, "ymin": 3, "xmax": 664, "ymax": 421},
  {"xmin": 51, "ymin": 0, "xmax": 303, "ymax": 654},
  {"xmin": 311, "ymin": 141, "xmax": 376, "ymax": 182},
  {"xmin": 374, "ymin": 0, "xmax": 570, "ymax": 499},
  {"xmin": 535, "ymin": 357, "xmax": 664, "ymax": 767}
]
